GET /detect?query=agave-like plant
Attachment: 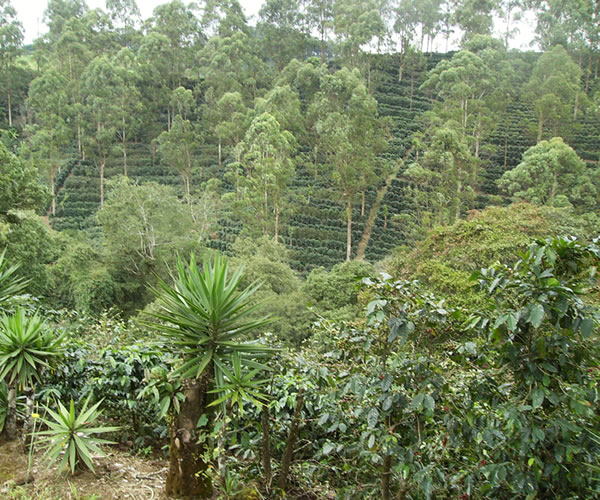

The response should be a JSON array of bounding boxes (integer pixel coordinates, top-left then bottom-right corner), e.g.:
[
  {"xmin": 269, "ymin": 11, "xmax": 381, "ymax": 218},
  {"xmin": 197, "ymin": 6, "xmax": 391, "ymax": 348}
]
[
  {"xmin": 145, "ymin": 253, "xmax": 274, "ymax": 498},
  {"xmin": 0, "ymin": 250, "xmax": 28, "ymax": 312},
  {"xmin": 0, "ymin": 308, "xmax": 64, "ymax": 439},
  {"xmin": 37, "ymin": 395, "xmax": 119, "ymax": 474},
  {"xmin": 148, "ymin": 254, "xmax": 273, "ymax": 387}
]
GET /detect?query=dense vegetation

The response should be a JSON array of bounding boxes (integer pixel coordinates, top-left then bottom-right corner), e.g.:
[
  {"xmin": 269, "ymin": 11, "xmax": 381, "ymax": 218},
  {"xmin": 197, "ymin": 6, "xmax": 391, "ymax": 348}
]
[{"xmin": 0, "ymin": 0, "xmax": 600, "ymax": 498}]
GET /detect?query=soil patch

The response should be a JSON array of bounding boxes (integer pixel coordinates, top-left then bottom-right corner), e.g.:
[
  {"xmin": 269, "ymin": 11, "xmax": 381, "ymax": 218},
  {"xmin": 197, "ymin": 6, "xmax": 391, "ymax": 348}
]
[{"xmin": 0, "ymin": 438, "xmax": 168, "ymax": 499}]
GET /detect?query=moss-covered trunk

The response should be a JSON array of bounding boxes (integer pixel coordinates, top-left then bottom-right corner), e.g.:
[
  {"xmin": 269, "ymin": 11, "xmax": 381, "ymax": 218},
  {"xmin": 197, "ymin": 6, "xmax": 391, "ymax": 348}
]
[{"xmin": 166, "ymin": 375, "xmax": 213, "ymax": 498}]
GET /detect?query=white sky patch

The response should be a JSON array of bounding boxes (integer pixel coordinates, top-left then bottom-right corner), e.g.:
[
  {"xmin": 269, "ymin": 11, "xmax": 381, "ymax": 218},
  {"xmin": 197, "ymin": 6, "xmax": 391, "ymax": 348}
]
[{"xmin": 16, "ymin": 0, "xmax": 265, "ymax": 44}]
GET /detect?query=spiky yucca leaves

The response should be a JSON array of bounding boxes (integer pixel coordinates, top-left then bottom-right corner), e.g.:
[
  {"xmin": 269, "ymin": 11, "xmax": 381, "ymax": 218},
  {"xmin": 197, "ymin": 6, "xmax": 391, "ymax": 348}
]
[
  {"xmin": 0, "ymin": 250, "xmax": 28, "ymax": 312},
  {"xmin": 0, "ymin": 308, "xmax": 64, "ymax": 389},
  {"xmin": 37, "ymin": 395, "xmax": 119, "ymax": 474},
  {"xmin": 147, "ymin": 254, "xmax": 274, "ymax": 389}
]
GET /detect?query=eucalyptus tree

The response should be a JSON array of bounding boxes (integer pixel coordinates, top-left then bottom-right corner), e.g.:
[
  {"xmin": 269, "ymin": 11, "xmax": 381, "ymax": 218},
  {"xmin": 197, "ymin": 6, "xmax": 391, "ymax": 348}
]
[
  {"xmin": 202, "ymin": 0, "xmax": 250, "ymax": 37},
  {"xmin": 27, "ymin": 69, "xmax": 74, "ymax": 214},
  {"xmin": 305, "ymin": 0, "xmax": 334, "ymax": 63},
  {"xmin": 145, "ymin": 255, "xmax": 273, "ymax": 498},
  {"xmin": 0, "ymin": 0, "xmax": 23, "ymax": 127},
  {"xmin": 111, "ymin": 48, "xmax": 143, "ymax": 176},
  {"xmin": 257, "ymin": 0, "xmax": 310, "ymax": 72},
  {"xmin": 524, "ymin": 45, "xmax": 581, "ymax": 142},
  {"xmin": 452, "ymin": 0, "xmax": 496, "ymax": 41},
  {"xmin": 144, "ymin": 1, "xmax": 203, "ymax": 129},
  {"xmin": 157, "ymin": 87, "xmax": 200, "ymax": 199},
  {"xmin": 421, "ymin": 37, "xmax": 513, "ymax": 159},
  {"xmin": 333, "ymin": 0, "xmax": 387, "ymax": 70},
  {"xmin": 82, "ymin": 55, "xmax": 121, "ymax": 207},
  {"xmin": 311, "ymin": 67, "xmax": 387, "ymax": 260},
  {"xmin": 229, "ymin": 112, "xmax": 296, "ymax": 241},
  {"xmin": 405, "ymin": 124, "xmax": 478, "ymax": 225}
]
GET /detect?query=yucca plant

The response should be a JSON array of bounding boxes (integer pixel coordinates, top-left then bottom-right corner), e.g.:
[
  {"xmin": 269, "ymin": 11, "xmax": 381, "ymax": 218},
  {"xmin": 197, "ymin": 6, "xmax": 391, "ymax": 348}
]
[
  {"xmin": 0, "ymin": 250, "xmax": 28, "ymax": 313},
  {"xmin": 145, "ymin": 254, "xmax": 274, "ymax": 498},
  {"xmin": 0, "ymin": 308, "xmax": 64, "ymax": 439},
  {"xmin": 37, "ymin": 395, "xmax": 119, "ymax": 474}
]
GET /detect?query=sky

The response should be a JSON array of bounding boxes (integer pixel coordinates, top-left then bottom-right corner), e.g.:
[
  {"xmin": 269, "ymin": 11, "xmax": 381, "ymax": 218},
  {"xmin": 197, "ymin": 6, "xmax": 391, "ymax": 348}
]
[
  {"xmin": 16, "ymin": 0, "xmax": 536, "ymax": 50},
  {"xmin": 16, "ymin": 0, "xmax": 265, "ymax": 43}
]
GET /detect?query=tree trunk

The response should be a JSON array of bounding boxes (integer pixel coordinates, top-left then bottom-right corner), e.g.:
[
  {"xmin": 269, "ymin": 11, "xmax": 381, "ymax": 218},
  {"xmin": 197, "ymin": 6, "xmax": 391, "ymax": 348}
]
[
  {"xmin": 5, "ymin": 382, "xmax": 17, "ymax": 440},
  {"xmin": 361, "ymin": 191, "xmax": 366, "ymax": 217},
  {"xmin": 574, "ymin": 92, "xmax": 579, "ymax": 120},
  {"xmin": 100, "ymin": 158, "xmax": 105, "ymax": 208},
  {"xmin": 504, "ymin": 136, "xmax": 508, "ymax": 170},
  {"xmin": 122, "ymin": 120, "xmax": 128, "ymax": 176},
  {"xmin": 274, "ymin": 205, "xmax": 280, "ymax": 242},
  {"xmin": 346, "ymin": 198, "xmax": 352, "ymax": 262},
  {"xmin": 278, "ymin": 389, "xmax": 304, "ymax": 491},
  {"xmin": 218, "ymin": 140, "xmax": 222, "ymax": 167},
  {"xmin": 7, "ymin": 90, "xmax": 12, "ymax": 127},
  {"xmin": 51, "ymin": 164, "xmax": 56, "ymax": 216},
  {"xmin": 537, "ymin": 112, "xmax": 544, "ymax": 143},
  {"xmin": 382, "ymin": 454, "xmax": 392, "ymax": 500},
  {"xmin": 166, "ymin": 377, "xmax": 213, "ymax": 498},
  {"xmin": 261, "ymin": 405, "xmax": 272, "ymax": 490}
]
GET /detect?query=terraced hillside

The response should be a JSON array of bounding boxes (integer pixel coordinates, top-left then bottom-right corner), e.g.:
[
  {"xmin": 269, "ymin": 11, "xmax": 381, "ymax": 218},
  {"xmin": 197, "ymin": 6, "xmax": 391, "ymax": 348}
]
[{"xmin": 45, "ymin": 52, "xmax": 600, "ymax": 272}]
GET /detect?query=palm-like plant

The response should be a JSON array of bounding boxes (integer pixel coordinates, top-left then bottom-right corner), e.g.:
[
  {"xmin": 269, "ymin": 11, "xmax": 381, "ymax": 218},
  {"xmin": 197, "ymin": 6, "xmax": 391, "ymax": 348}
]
[
  {"xmin": 148, "ymin": 254, "xmax": 273, "ymax": 385},
  {"xmin": 145, "ymin": 254, "xmax": 273, "ymax": 498},
  {"xmin": 0, "ymin": 250, "xmax": 28, "ymax": 312},
  {"xmin": 37, "ymin": 395, "xmax": 119, "ymax": 474},
  {"xmin": 0, "ymin": 308, "xmax": 64, "ymax": 439}
]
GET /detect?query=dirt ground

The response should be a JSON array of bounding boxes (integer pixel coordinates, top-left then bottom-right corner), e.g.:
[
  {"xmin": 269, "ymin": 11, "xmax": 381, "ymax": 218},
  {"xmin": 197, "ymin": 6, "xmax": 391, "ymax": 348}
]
[{"xmin": 0, "ymin": 438, "xmax": 168, "ymax": 499}]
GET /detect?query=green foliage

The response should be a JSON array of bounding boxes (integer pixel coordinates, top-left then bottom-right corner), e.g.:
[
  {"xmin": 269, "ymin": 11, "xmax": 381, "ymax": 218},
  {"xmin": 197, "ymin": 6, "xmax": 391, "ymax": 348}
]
[
  {"xmin": 387, "ymin": 203, "xmax": 589, "ymax": 310},
  {"xmin": 37, "ymin": 395, "xmax": 119, "ymax": 474},
  {"xmin": 147, "ymin": 254, "xmax": 273, "ymax": 382},
  {"xmin": 305, "ymin": 260, "xmax": 374, "ymax": 321},
  {"xmin": 498, "ymin": 137, "xmax": 597, "ymax": 212},
  {"xmin": 230, "ymin": 236, "xmax": 311, "ymax": 343},
  {"xmin": 0, "ymin": 249, "xmax": 28, "ymax": 312},
  {"xmin": 0, "ymin": 142, "xmax": 49, "ymax": 214},
  {"xmin": 0, "ymin": 308, "xmax": 64, "ymax": 389}
]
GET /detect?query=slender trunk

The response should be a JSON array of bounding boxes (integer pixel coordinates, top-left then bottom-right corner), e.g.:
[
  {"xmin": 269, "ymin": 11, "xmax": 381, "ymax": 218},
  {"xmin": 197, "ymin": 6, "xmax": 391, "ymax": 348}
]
[
  {"xmin": 278, "ymin": 389, "xmax": 305, "ymax": 490},
  {"xmin": 185, "ymin": 146, "xmax": 192, "ymax": 199},
  {"xmin": 382, "ymin": 454, "xmax": 392, "ymax": 500},
  {"xmin": 122, "ymin": 118, "xmax": 127, "ymax": 176},
  {"xmin": 51, "ymin": 164, "xmax": 56, "ymax": 216},
  {"xmin": 5, "ymin": 382, "xmax": 17, "ymax": 440},
  {"xmin": 409, "ymin": 74, "xmax": 414, "ymax": 112},
  {"xmin": 77, "ymin": 124, "xmax": 82, "ymax": 158},
  {"xmin": 361, "ymin": 191, "xmax": 365, "ymax": 217},
  {"xmin": 585, "ymin": 54, "xmax": 592, "ymax": 94},
  {"xmin": 7, "ymin": 90, "xmax": 12, "ymax": 127},
  {"xmin": 274, "ymin": 204, "xmax": 280, "ymax": 242},
  {"xmin": 100, "ymin": 159, "xmax": 105, "ymax": 207},
  {"xmin": 574, "ymin": 92, "xmax": 579, "ymax": 120},
  {"xmin": 261, "ymin": 405, "xmax": 272, "ymax": 490},
  {"xmin": 346, "ymin": 198, "xmax": 352, "ymax": 262},
  {"xmin": 537, "ymin": 111, "xmax": 544, "ymax": 143},
  {"xmin": 166, "ymin": 376, "xmax": 213, "ymax": 498},
  {"xmin": 218, "ymin": 140, "xmax": 222, "ymax": 167}
]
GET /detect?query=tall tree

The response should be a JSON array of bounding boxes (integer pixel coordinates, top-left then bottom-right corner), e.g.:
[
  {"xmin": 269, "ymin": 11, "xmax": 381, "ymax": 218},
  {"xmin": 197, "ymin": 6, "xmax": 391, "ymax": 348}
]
[
  {"xmin": 0, "ymin": 0, "xmax": 23, "ymax": 127},
  {"xmin": 229, "ymin": 112, "xmax": 296, "ymax": 241},
  {"xmin": 524, "ymin": 45, "xmax": 581, "ymax": 142},
  {"xmin": 311, "ymin": 67, "xmax": 387, "ymax": 260},
  {"xmin": 157, "ymin": 88, "xmax": 200, "ymax": 199},
  {"xmin": 82, "ymin": 55, "xmax": 121, "ymax": 207},
  {"xmin": 25, "ymin": 69, "xmax": 72, "ymax": 215}
]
